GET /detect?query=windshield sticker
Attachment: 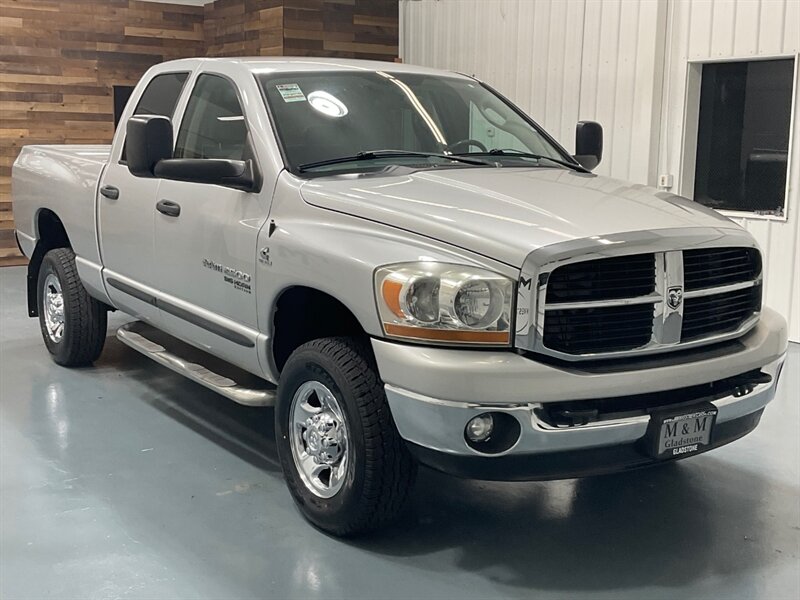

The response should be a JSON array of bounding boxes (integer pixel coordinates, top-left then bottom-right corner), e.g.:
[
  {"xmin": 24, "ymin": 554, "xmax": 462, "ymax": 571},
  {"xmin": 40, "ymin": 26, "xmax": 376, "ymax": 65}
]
[{"xmin": 276, "ymin": 83, "xmax": 306, "ymax": 103}]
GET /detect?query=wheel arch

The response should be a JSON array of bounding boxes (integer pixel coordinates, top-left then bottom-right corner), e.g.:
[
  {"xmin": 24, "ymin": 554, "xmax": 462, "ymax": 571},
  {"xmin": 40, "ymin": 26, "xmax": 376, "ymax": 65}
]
[
  {"xmin": 271, "ymin": 285, "xmax": 370, "ymax": 374},
  {"xmin": 27, "ymin": 209, "xmax": 72, "ymax": 317}
]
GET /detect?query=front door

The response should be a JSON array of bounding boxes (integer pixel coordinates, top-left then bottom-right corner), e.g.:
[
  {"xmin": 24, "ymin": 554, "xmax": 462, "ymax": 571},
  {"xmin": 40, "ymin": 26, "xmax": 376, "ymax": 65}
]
[
  {"xmin": 99, "ymin": 71, "xmax": 190, "ymax": 321},
  {"xmin": 153, "ymin": 73, "xmax": 268, "ymax": 375}
]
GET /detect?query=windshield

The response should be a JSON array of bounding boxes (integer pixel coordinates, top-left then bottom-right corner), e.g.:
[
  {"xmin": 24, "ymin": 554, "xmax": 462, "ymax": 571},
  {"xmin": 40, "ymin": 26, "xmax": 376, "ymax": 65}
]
[{"xmin": 257, "ymin": 70, "xmax": 572, "ymax": 174}]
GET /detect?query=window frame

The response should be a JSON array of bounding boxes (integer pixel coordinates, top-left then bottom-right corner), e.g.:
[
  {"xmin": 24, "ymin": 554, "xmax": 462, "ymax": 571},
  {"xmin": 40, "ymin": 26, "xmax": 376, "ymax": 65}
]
[{"xmin": 679, "ymin": 54, "xmax": 799, "ymax": 222}]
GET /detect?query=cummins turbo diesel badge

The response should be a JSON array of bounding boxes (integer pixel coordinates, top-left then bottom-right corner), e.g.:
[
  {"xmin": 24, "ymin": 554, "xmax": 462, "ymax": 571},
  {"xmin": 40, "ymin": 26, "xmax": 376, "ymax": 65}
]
[{"xmin": 202, "ymin": 259, "xmax": 252, "ymax": 294}]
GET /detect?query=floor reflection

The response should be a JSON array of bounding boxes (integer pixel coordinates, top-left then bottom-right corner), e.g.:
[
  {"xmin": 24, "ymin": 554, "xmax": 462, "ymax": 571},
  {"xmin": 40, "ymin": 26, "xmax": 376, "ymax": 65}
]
[{"xmin": 10, "ymin": 321, "xmax": 799, "ymax": 598}]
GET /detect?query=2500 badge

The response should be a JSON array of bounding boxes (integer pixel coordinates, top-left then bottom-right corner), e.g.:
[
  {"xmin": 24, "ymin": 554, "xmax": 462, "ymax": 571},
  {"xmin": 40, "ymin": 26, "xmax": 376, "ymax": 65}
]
[{"xmin": 202, "ymin": 258, "xmax": 252, "ymax": 294}]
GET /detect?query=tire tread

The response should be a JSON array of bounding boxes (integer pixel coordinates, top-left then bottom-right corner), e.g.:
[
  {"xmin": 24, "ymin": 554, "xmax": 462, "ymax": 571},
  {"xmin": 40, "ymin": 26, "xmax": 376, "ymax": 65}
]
[
  {"xmin": 278, "ymin": 337, "xmax": 416, "ymax": 536},
  {"xmin": 39, "ymin": 248, "xmax": 106, "ymax": 366}
]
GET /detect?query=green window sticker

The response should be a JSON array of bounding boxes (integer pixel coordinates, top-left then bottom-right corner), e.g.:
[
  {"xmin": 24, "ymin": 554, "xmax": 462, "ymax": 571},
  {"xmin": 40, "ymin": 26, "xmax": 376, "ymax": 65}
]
[{"xmin": 276, "ymin": 83, "xmax": 306, "ymax": 103}]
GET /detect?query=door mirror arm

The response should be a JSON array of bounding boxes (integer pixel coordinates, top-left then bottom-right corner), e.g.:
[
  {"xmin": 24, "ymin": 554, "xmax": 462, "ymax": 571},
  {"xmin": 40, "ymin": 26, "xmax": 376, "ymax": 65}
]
[{"xmin": 154, "ymin": 158, "xmax": 261, "ymax": 193}]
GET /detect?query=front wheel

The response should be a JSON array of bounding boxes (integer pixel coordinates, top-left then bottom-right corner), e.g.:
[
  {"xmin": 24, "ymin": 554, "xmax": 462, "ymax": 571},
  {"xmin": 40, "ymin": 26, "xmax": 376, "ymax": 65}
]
[
  {"xmin": 37, "ymin": 247, "xmax": 107, "ymax": 366},
  {"xmin": 276, "ymin": 337, "xmax": 417, "ymax": 536}
]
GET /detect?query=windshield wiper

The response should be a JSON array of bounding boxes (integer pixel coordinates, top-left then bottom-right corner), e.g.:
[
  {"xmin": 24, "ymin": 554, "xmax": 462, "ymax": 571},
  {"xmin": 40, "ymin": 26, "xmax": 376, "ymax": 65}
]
[
  {"xmin": 455, "ymin": 149, "xmax": 588, "ymax": 172},
  {"xmin": 297, "ymin": 149, "xmax": 490, "ymax": 172}
]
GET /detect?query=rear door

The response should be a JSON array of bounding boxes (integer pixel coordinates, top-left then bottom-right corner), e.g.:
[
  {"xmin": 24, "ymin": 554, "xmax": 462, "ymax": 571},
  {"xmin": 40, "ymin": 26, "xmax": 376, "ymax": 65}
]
[
  {"xmin": 98, "ymin": 71, "xmax": 189, "ymax": 320},
  {"xmin": 152, "ymin": 73, "xmax": 268, "ymax": 375}
]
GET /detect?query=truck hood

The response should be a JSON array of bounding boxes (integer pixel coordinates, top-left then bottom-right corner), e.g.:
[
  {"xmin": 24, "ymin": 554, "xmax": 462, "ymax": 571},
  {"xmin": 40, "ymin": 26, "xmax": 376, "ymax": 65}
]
[{"xmin": 299, "ymin": 167, "xmax": 735, "ymax": 266}]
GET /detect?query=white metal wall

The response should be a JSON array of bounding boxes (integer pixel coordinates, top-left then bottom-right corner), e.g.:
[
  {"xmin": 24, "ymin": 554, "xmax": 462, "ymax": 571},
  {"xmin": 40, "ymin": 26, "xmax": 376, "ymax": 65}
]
[
  {"xmin": 657, "ymin": 0, "xmax": 800, "ymax": 343},
  {"xmin": 402, "ymin": 0, "xmax": 580, "ymax": 150},
  {"xmin": 400, "ymin": 0, "xmax": 800, "ymax": 342}
]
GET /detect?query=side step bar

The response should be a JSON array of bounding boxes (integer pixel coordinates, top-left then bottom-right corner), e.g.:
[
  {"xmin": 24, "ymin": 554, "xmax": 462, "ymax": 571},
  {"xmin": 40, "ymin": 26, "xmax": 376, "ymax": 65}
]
[{"xmin": 116, "ymin": 321, "xmax": 276, "ymax": 407}]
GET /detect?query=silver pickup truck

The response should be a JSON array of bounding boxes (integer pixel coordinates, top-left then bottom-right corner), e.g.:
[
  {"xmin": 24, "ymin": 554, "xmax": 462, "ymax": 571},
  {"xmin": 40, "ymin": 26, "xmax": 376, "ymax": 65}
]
[{"xmin": 13, "ymin": 57, "xmax": 788, "ymax": 536}]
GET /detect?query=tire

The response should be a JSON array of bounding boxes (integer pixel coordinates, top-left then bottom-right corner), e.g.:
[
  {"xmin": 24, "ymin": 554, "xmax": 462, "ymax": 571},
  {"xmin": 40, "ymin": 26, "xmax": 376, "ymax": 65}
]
[
  {"xmin": 276, "ymin": 337, "xmax": 417, "ymax": 536},
  {"xmin": 37, "ymin": 247, "xmax": 107, "ymax": 367}
]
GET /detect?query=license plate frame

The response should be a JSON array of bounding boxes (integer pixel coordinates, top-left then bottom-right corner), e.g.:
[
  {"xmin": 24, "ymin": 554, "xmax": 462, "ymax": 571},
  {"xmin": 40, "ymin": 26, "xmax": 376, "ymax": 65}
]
[{"xmin": 645, "ymin": 402, "xmax": 718, "ymax": 460}]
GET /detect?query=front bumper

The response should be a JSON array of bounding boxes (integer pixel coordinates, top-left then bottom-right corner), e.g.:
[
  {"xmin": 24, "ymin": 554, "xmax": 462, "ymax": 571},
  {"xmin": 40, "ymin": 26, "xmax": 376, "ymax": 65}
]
[
  {"xmin": 372, "ymin": 307, "xmax": 788, "ymax": 480},
  {"xmin": 407, "ymin": 409, "xmax": 766, "ymax": 481}
]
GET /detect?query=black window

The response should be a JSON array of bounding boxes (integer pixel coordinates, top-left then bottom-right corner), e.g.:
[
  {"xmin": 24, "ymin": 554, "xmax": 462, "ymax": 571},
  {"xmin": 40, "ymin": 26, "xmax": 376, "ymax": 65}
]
[
  {"xmin": 174, "ymin": 74, "xmax": 249, "ymax": 160},
  {"xmin": 133, "ymin": 72, "xmax": 189, "ymax": 118},
  {"xmin": 120, "ymin": 72, "xmax": 189, "ymax": 162},
  {"xmin": 113, "ymin": 85, "xmax": 135, "ymax": 128},
  {"xmin": 694, "ymin": 59, "xmax": 794, "ymax": 215}
]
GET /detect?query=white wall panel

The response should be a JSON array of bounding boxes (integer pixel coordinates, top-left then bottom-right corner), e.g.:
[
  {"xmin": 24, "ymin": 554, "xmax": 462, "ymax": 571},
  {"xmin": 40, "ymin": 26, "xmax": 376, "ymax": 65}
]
[
  {"xmin": 659, "ymin": 0, "xmax": 800, "ymax": 342},
  {"xmin": 402, "ymin": 0, "xmax": 585, "ymax": 161},
  {"xmin": 401, "ymin": 0, "xmax": 800, "ymax": 342},
  {"xmin": 401, "ymin": 0, "xmax": 666, "ymax": 183}
]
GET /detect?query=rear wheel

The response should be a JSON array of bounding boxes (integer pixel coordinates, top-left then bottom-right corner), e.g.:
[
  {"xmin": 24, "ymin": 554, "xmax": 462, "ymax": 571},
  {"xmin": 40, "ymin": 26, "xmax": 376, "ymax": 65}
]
[
  {"xmin": 276, "ymin": 337, "xmax": 416, "ymax": 536},
  {"xmin": 37, "ymin": 248, "xmax": 107, "ymax": 366}
]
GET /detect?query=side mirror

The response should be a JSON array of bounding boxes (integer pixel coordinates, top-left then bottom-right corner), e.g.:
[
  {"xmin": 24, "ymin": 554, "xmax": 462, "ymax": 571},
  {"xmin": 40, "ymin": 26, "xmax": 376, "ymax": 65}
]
[
  {"xmin": 154, "ymin": 158, "xmax": 260, "ymax": 192},
  {"xmin": 574, "ymin": 120, "xmax": 603, "ymax": 170},
  {"xmin": 126, "ymin": 115, "xmax": 173, "ymax": 177}
]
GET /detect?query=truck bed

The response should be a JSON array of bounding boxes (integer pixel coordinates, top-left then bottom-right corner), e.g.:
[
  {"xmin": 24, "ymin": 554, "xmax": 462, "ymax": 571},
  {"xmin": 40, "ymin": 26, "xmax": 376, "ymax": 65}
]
[{"xmin": 12, "ymin": 144, "xmax": 111, "ymax": 266}]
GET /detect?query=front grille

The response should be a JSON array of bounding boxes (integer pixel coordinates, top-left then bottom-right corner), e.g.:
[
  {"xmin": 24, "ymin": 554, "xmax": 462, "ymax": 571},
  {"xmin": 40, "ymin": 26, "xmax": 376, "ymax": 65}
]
[
  {"xmin": 543, "ymin": 304, "xmax": 654, "ymax": 354},
  {"xmin": 682, "ymin": 285, "xmax": 762, "ymax": 341},
  {"xmin": 539, "ymin": 247, "xmax": 761, "ymax": 357},
  {"xmin": 683, "ymin": 247, "xmax": 761, "ymax": 291},
  {"xmin": 546, "ymin": 254, "xmax": 656, "ymax": 303}
]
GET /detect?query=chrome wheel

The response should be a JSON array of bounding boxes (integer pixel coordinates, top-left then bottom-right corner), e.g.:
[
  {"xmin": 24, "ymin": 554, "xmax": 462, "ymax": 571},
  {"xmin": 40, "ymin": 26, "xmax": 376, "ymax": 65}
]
[
  {"xmin": 289, "ymin": 381, "xmax": 349, "ymax": 498},
  {"xmin": 43, "ymin": 273, "xmax": 65, "ymax": 344}
]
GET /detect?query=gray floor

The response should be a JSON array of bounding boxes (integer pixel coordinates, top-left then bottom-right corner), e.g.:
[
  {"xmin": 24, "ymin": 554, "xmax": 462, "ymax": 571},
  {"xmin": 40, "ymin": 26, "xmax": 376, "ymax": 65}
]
[{"xmin": 1, "ymin": 265, "xmax": 798, "ymax": 600}]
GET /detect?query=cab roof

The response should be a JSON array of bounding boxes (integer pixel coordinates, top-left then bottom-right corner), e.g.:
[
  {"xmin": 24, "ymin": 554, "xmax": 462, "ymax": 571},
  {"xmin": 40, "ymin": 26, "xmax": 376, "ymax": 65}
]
[{"xmin": 155, "ymin": 56, "xmax": 472, "ymax": 79}]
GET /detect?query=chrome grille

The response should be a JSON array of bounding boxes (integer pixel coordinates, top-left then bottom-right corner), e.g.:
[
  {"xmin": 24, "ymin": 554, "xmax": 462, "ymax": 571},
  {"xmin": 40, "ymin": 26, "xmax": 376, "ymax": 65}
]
[
  {"xmin": 537, "ymin": 247, "xmax": 762, "ymax": 358},
  {"xmin": 545, "ymin": 254, "xmax": 656, "ymax": 302},
  {"xmin": 543, "ymin": 304, "xmax": 655, "ymax": 354},
  {"xmin": 682, "ymin": 284, "xmax": 762, "ymax": 341},
  {"xmin": 683, "ymin": 247, "xmax": 761, "ymax": 291}
]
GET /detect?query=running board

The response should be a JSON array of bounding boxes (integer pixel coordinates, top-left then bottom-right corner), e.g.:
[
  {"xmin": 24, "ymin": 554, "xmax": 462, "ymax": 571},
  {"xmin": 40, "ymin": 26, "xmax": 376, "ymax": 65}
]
[{"xmin": 116, "ymin": 321, "xmax": 276, "ymax": 407}]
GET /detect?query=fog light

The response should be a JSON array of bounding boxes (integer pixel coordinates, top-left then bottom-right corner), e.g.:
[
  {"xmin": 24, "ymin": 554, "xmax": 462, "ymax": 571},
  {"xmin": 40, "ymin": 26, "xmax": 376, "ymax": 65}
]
[{"xmin": 466, "ymin": 413, "xmax": 494, "ymax": 442}]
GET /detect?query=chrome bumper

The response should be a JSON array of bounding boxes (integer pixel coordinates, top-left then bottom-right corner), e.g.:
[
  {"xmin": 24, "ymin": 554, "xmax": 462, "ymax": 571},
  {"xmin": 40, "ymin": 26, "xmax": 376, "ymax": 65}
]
[
  {"xmin": 373, "ymin": 308, "xmax": 788, "ymax": 458},
  {"xmin": 384, "ymin": 356, "xmax": 784, "ymax": 457}
]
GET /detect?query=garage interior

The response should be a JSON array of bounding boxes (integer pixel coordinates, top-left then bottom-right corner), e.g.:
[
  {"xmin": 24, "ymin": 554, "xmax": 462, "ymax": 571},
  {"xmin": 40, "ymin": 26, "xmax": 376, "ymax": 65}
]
[{"xmin": 1, "ymin": 0, "xmax": 799, "ymax": 599}]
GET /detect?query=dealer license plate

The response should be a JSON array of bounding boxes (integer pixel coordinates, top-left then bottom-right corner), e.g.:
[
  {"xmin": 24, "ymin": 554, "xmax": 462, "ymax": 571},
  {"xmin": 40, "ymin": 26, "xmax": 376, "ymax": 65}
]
[{"xmin": 651, "ymin": 406, "xmax": 717, "ymax": 459}]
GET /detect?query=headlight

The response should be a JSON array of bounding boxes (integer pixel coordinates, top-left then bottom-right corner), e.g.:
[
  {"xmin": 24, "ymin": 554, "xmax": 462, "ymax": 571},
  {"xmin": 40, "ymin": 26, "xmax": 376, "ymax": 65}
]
[{"xmin": 375, "ymin": 262, "xmax": 514, "ymax": 345}]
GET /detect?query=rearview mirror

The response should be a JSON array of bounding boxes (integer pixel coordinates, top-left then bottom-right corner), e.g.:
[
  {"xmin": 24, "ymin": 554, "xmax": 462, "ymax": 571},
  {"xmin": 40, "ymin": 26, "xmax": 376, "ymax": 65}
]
[
  {"xmin": 126, "ymin": 115, "xmax": 173, "ymax": 177},
  {"xmin": 154, "ymin": 158, "xmax": 260, "ymax": 192},
  {"xmin": 574, "ymin": 120, "xmax": 603, "ymax": 171}
]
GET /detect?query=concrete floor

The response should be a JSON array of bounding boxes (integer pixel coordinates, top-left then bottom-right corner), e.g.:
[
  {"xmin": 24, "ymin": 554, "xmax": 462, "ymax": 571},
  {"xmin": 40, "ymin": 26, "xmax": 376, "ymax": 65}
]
[{"xmin": 1, "ymin": 265, "xmax": 798, "ymax": 600}]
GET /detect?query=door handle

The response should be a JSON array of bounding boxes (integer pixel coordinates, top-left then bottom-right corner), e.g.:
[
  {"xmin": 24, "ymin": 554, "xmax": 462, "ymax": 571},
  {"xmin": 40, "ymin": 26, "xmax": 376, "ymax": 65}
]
[
  {"xmin": 156, "ymin": 199, "xmax": 181, "ymax": 217},
  {"xmin": 100, "ymin": 185, "xmax": 119, "ymax": 200}
]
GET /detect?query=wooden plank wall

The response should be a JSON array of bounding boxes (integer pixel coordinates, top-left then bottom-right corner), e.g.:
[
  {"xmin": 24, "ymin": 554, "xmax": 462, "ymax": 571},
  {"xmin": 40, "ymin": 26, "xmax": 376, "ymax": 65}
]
[
  {"xmin": 203, "ymin": 0, "xmax": 399, "ymax": 60},
  {"xmin": 0, "ymin": 0, "xmax": 205, "ymax": 266},
  {"xmin": 282, "ymin": 0, "xmax": 398, "ymax": 60},
  {"xmin": 204, "ymin": 0, "xmax": 283, "ymax": 57},
  {"xmin": 0, "ymin": 0, "xmax": 399, "ymax": 267}
]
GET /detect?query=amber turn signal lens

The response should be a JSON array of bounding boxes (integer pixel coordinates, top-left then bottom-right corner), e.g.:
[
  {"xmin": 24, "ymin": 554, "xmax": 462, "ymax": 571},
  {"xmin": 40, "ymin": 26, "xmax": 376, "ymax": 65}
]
[
  {"xmin": 383, "ymin": 323, "xmax": 509, "ymax": 344},
  {"xmin": 381, "ymin": 279, "xmax": 405, "ymax": 318}
]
